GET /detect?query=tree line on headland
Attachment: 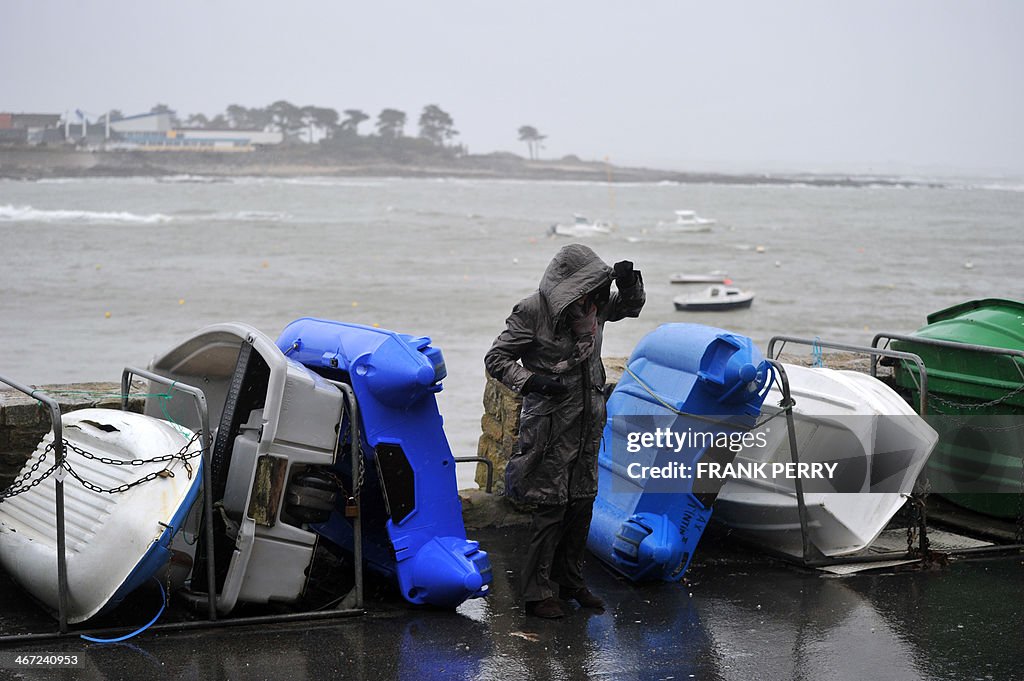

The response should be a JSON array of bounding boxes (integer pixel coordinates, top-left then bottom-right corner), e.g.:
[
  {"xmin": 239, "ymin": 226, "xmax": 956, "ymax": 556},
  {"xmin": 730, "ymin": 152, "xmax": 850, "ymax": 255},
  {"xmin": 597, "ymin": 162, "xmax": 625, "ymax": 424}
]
[{"xmin": 130, "ymin": 101, "xmax": 547, "ymax": 161}]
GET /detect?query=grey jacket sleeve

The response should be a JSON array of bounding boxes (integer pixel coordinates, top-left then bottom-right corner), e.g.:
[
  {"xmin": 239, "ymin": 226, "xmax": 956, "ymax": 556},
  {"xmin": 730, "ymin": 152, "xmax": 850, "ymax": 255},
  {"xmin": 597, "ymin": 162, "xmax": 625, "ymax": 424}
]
[
  {"xmin": 604, "ymin": 270, "xmax": 646, "ymax": 323},
  {"xmin": 484, "ymin": 302, "xmax": 536, "ymax": 393}
]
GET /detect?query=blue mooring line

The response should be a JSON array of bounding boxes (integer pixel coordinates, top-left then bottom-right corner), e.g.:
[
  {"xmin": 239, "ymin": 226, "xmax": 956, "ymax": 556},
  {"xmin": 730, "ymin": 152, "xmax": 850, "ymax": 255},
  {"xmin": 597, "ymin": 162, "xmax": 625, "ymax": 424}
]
[{"xmin": 80, "ymin": 578, "xmax": 166, "ymax": 644}]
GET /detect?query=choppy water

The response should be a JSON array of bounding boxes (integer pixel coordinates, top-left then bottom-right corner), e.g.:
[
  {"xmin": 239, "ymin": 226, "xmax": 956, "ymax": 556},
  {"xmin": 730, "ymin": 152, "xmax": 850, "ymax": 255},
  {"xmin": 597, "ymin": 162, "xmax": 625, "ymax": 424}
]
[{"xmin": 2, "ymin": 175, "xmax": 1022, "ymax": 487}]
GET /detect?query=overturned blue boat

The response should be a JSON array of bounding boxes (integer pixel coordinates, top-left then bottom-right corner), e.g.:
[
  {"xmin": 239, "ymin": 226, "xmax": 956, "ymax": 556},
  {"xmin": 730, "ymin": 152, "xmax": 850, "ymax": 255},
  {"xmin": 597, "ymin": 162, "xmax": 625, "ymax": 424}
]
[
  {"xmin": 588, "ymin": 323, "xmax": 772, "ymax": 581},
  {"xmin": 277, "ymin": 318, "xmax": 491, "ymax": 607},
  {"xmin": 146, "ymin": 318, "xmax": 490, "ymax": 611}
]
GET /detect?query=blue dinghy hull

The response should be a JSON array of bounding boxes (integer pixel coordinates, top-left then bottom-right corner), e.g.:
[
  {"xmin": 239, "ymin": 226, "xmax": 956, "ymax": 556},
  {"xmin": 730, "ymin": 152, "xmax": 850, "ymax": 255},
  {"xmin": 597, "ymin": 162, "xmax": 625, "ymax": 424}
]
[{"xmin": 588, "ymin": 323, "xmax": 772, "ymax": 582}]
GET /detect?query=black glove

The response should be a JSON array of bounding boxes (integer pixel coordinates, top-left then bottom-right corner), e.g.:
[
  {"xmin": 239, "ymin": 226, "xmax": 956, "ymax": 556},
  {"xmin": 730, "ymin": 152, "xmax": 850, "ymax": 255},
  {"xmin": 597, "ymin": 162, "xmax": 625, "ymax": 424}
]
[
  {"xmin": 522, "ymin": 374, "xmax": 569, "ymax": 396},
  {"xmin": 613, "ymin": 260, "xmax": 637, "ymax": 288}
]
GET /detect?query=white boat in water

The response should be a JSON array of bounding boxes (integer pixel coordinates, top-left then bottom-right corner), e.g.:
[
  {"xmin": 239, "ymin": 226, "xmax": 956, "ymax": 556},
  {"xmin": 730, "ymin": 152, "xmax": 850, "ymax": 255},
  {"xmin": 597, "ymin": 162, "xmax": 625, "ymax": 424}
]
[
  {"xmin": 0, "ymin": 409, "xmax": 203, "ymax": 622},
  {"xmin": 657, "ymin": 210, "xmax": 716, "ymax": 233},
  {"xmin": 548, "ymin": 214, "xmax": 612, "ymax": 238},
  {"xmin": 673, "ymin": 285, "xmax": 754, "ymax": 311},
  {"xmin": 714, "ymin": 364, "xmax": 938, "ymax": 557}
]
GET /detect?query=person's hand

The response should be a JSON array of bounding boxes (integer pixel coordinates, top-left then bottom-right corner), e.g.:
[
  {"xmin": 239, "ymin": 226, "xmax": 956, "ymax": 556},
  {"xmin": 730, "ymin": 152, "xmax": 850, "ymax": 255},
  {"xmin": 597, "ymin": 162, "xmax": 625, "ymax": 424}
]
[
  {"xmin": 523, "ymin": 374, "xmax": 569, "ymax": 396},
  {"xmin": 613, "ymin": 260, "xmax": 636, "ymax": 288}
]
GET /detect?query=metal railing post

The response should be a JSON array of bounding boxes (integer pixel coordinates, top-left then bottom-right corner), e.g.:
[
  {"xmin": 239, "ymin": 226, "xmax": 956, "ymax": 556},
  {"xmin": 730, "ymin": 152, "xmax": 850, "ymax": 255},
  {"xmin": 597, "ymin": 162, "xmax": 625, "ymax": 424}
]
[
  {"xmin": 765, "ymin": 360, "xmax": 812, "ymax": 564},
  {"xmin": 453, "ymin": 456, "xmax": 494, "ymax": 493},
  {"xmin": 0, "ymin": 376, "xmax": 70, "ymax": 633}
]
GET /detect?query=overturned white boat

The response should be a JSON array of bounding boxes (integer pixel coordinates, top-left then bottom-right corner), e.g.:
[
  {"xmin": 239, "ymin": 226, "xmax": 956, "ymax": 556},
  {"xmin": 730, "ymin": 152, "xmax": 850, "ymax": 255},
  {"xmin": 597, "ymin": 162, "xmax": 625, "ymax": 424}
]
[
  {"xmin": 714, "ymin": 364, "xmax": 938, "ymax": 557},
  {"xmin": 0, "ymin": 409, "xmax": 203, "ymax": 623}
]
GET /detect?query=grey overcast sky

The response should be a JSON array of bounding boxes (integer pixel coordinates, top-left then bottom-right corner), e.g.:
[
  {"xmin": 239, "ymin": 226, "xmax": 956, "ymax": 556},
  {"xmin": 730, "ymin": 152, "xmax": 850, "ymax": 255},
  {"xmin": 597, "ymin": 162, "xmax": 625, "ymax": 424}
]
[{"xmin": 3, "ymin": 1, "xmax": 1022, "ymax": 177}]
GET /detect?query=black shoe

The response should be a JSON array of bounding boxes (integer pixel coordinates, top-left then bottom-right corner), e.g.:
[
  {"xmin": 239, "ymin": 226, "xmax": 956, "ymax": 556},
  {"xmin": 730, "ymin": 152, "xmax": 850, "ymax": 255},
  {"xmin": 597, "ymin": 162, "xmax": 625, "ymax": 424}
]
[
  {"xmin": 525, "ymin": 597, "xmax": 565, "ymax": 619},
  {"xmin": 559, "ymin": 587, "xmax": 605, "ymax": 611}
]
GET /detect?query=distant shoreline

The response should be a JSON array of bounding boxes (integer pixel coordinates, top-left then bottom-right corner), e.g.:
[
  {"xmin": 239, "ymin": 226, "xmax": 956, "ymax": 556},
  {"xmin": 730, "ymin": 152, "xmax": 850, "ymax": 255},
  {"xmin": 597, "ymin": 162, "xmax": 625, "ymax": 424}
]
[{"xmin": 0, "ymin": 147, "xmax": 945, "ymax": 189}]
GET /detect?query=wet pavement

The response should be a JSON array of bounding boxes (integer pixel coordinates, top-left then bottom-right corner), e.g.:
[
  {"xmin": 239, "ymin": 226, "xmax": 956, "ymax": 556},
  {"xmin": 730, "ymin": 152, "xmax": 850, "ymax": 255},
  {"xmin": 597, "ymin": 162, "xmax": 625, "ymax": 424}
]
[{"xmin": 1, "ymin": 525, "xmax": 1022, "ymax": 681}]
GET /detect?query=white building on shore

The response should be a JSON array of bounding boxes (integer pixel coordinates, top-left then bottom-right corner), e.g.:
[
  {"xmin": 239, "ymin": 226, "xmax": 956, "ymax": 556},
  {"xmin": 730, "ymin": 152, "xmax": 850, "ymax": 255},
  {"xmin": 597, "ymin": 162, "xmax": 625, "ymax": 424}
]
[{"xmin": 105, "ymin": 111, "xmax": 283, "ymax": 151}]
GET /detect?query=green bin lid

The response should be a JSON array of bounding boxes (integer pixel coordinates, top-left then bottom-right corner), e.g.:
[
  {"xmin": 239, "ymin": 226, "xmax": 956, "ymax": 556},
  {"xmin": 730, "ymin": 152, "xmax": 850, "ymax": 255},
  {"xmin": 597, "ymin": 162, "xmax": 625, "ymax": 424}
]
[{"xmin": 918, "ymin": 298, "xmax": 1024, "ymax": 350}]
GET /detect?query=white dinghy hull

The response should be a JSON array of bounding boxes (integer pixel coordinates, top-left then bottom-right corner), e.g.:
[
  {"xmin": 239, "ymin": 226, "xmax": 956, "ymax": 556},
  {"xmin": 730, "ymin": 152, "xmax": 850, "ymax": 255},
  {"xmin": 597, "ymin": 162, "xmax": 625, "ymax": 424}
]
[
  {"xmin": 715, "ymin": 365, "xmax": 938, "ymax": 557},
  {"xmin": 0, "ymin": 409, "xmax": 202, "ymax": 623}
]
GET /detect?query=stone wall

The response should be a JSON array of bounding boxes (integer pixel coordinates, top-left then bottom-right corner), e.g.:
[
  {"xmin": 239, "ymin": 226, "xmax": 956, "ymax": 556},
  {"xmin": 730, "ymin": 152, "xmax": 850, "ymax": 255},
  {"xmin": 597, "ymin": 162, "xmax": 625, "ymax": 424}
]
[{"xmin": 0, "ymin": 382, "xmax": 145, "ymax": 488}]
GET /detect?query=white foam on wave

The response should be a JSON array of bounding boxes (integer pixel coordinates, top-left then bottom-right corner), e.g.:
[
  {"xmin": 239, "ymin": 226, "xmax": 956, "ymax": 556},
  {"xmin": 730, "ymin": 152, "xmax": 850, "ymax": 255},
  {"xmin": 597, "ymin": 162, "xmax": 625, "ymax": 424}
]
[
  {"xmin": 0, "ymin": 204, "xmax": 173, "ymax": 224},
  {"xmin": 221, "ymin": 210, "xmax": 291, "ymax": 222},
  {"xmin": 166, "ymin": 208, "xmax": 293, "ymax": 222}
]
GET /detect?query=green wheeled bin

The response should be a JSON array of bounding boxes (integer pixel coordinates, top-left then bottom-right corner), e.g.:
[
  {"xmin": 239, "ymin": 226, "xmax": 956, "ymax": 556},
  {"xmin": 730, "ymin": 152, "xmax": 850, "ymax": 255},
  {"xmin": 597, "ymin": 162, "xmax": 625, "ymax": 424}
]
[{"xmin": 888, "ymin": 299, "xmax": 1024, "ymax": 518}]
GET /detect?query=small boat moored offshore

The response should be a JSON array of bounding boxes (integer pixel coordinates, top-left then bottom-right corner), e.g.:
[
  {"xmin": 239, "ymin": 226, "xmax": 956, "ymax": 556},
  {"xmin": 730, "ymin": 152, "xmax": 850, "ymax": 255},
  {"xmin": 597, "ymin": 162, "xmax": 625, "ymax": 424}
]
[
  {"xmin": 588, "ymin": 323, "xmax": 772, "ymax": 581},
  {"xmin": 657, "ymin": 209, "xmax": 716, "ymax": 232},
  {"xmin": 0, "ymin": 409, "xmax": 203, "ymax": 623},
  {"xmin": 548, "ymin": 214, "xmax": 612, "ymax": 238},
  {"xmin": 885, "ymin": 298, "xmax": 1024, "ymax": 518},
  {"xmin": 714, "ymin": 364, "xmax": 938, "ymax": 557},
  {"xmin": 674, "ymin": 285, "xmax": 754, "ymax": 311}
]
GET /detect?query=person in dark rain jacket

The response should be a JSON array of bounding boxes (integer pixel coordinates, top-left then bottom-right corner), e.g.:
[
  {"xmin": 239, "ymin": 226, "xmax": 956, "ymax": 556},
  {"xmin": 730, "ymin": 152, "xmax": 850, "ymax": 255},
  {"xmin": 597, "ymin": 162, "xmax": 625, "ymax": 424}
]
[{"xmin": 485, "ymin": 243, "xmax": 645, "ymax": 618}]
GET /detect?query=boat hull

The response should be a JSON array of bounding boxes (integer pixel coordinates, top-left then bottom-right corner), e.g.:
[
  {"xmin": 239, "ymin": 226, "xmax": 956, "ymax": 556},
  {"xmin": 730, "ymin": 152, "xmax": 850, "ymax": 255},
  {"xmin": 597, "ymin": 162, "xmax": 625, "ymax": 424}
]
[
  {"xmin": 589, "ymin": 323, "xmax": 771, "ymax": 581},
  {"xmin": 0, "ymin": 409, "xmax": 202, "ymax": 623},
  {"xmin": 716, "ymin": 365, "xmax": 937, "ymax": 557},
  {"xmin": 147, "ymin": 322, "xmax": 345, "ymax": 614},
  {"xmin": 674, "ymin": 298, "xmax": 753, "ymax": 311}
]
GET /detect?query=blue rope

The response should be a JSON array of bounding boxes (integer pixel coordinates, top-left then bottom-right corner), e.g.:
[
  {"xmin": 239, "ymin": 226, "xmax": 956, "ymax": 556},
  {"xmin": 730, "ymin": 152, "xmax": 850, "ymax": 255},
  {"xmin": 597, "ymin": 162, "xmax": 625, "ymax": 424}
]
[
  {"xmin": 811, "ymin": 336, "xmax": 824, "ymax": 368},
  {"xmin": 80, "ymin": 578, "xmax": 166, "ymax": 644}
]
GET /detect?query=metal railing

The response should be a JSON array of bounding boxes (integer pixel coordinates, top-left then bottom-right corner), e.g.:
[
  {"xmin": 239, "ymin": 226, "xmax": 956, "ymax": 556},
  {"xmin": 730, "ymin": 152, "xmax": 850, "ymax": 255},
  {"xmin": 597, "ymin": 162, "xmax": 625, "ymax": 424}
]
[
  {"xmin": 454, "ymin": 456, "xmax": 494, "ymax": 494},
  {"xmin": 0, "ymin": 375, "xmax": 70, "ymax": 633},
  {"xmin": 872, "ymin": 332, "xmax": 1024, "ymax": 387},
  {"xmin": 767, "ymin": 335, "xmax": 931, "ymax": 415}
]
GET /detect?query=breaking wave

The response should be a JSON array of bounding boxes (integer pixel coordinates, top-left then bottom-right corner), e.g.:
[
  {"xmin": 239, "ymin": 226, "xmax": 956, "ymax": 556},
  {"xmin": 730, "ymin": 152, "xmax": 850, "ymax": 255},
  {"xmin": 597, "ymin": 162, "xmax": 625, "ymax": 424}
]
[
  {"xmin": 166, "ymin": 209, "xmax": 293, "ymax": 222},
  {"xmin": 0, "ymin": 204, "xmax": 173, "ymax": 224}
]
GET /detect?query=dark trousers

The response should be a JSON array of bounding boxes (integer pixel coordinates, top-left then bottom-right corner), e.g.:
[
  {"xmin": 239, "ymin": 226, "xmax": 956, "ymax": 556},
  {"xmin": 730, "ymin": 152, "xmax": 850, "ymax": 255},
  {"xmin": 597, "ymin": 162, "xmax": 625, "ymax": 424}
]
[{"xmin": 521, "ymin": 497, "xmax": 594, "ymax": 603}]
